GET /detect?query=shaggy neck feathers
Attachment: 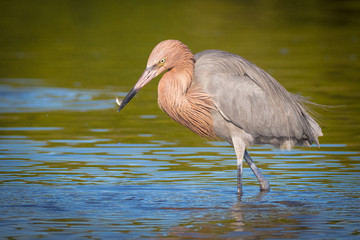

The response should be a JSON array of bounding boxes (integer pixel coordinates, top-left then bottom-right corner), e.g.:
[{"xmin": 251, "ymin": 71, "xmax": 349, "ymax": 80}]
[{"xmin": 157, "ymin": 46, "xmax": 216, "ymax": 138}]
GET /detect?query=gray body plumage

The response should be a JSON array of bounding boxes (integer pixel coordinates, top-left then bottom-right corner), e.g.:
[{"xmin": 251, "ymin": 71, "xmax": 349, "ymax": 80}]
[
  {"xmin": 118, "ymin": 39, "xmax": 323, "ymax": 194},
  {"xmin": 194, "ymin": 50, "xmax": 323, "ymax": 149}
]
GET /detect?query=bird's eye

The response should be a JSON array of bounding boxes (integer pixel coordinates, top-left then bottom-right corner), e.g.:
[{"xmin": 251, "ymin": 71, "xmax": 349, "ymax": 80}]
[{"xmin": 159, "ymin": 58, "xmax": 166, "ymax": 64}]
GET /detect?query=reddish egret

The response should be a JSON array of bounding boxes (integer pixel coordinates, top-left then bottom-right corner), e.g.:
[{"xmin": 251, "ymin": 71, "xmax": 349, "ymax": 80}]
[{"xmin": 117, "ymin": 40, "xmax": 322, "ymax": 195}]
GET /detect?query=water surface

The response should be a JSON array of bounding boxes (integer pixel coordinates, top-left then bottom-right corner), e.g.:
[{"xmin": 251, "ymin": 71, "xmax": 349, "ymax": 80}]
[{"xmin": 0, "ymin": 0, "xmax": 359, "ymax": 239}]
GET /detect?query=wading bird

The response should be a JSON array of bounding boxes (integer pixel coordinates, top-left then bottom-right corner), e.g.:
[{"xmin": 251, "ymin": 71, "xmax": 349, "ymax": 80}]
[{"xmin": 117, "ymin": 40, "xmax": 322, "ymax": 195}]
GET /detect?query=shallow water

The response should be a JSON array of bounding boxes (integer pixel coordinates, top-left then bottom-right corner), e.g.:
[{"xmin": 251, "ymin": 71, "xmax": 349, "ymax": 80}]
[
  {"xmin": 1, "ymin": 80, "xmax": 359, "ymax": 240},
  {"xmin": 1, "ymin": 0, "xmax": 360, "ymax": 239}
]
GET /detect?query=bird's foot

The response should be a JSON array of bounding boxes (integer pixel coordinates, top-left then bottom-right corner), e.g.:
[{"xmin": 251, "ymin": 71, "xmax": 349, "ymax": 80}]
[{"xmin": 259, "ymin": 180, "xmax": 270, "ymax": 192}]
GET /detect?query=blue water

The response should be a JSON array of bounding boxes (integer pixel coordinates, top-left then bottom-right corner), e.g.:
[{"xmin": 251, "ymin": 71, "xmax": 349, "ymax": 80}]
[
  {"xmin": 0, "ymin": 82, "xmax": 359, "ymax": 238},
  {"xmin": 1, "ymin": 0, "xmax": 360, "ymax": 238}
]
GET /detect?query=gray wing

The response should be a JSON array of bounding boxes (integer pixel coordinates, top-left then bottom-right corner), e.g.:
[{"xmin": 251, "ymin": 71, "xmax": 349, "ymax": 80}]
[{"xmin": 194, "ymin": 50, "xmax": 322, "ymax": 145}]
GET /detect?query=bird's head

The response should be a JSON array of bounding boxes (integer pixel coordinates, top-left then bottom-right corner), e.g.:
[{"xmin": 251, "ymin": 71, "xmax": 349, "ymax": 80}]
[{"xmin": 117, "ymin": 40, "xmax": 193, "ymax": 111}]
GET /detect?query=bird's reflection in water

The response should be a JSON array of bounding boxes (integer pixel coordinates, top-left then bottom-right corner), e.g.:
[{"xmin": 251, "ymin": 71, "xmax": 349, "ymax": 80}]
[
  {"xmin": 230, "ymin": 192, "xmax": 266, "ymax": 232},
  {"xmin": 160, "ymin": 191, "xmax": 309, "ymax": 239}
]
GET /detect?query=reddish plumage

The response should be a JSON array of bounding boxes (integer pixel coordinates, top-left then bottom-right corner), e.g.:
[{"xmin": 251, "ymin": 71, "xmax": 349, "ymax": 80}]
[
  {"xmin": 117, "ymin": 39, "xmax": 322, "ymax": 195},
  {"xmin": 156, "ymin": 41, "xmax": 216, "ymax": 138}
]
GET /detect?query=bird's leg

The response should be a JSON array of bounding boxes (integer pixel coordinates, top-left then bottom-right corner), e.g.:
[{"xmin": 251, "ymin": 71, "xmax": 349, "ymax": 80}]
[
  {"xmin": 232, "ymin": 137, "xmax": 245, "ymax": 196},
  {"xmin": 244, "ymin": 150, "xmax": 270, "ymax": 192},
  {"xmin": 237, "ymin": 160, "xmax": 243, "ymax": 196}
]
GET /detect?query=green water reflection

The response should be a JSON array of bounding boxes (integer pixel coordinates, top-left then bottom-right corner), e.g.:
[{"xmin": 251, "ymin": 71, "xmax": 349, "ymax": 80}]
[
  {"xmin": 1, "ymin": 0, "xmax": 359, "ymax": 146},
  {"xmin": 0, "ymin": 0, "xmax": 359, "ymax": 239}
]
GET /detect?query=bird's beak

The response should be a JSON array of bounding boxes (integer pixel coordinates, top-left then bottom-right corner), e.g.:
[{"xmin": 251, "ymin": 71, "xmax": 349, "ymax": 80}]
[{"xmin": 117, "ymin": 66, "xmax": 158, "ymax": 112}]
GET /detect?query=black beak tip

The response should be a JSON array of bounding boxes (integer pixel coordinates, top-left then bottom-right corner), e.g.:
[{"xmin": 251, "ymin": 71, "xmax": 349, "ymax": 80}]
[
  {"xmin": 116, "ymin": 87, "xmax": 138, "ymax": 113},
  {"xmin": 115, "ymin": 96, "xmax": 125, "ymax": 112},
  {"xmin": 117, "ymin": 105, "xmax": 123, "ymax": 112}
]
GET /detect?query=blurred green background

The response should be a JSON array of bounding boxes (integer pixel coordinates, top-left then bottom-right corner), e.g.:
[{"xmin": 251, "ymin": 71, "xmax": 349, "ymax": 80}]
[
  {"xmin": 0, "ymin": 1, "xmax": 360, "ymax": 238},
  {"xmin": 0, "ymin": 0, "xmax": 359, "ymax": 147}
]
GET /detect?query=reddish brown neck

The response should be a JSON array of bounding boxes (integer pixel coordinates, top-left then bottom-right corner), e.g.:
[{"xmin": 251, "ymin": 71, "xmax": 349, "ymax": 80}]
[
  {"xmin": 157, "ymin": 58, "xmax": 216, "ymax": 138},
  {"xmin": 158, "ymin": 59, "xmax": 193, "ymax": 102}
]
